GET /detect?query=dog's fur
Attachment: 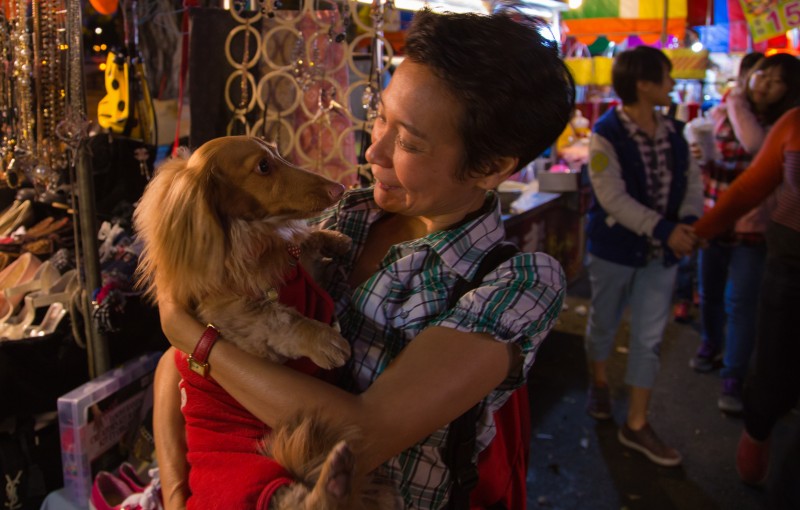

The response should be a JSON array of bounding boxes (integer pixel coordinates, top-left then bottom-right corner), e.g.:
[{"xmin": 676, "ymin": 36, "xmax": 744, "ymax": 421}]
[{"xmin": 134, "ymin": 136, "xmax": 400, "ymax": 509}]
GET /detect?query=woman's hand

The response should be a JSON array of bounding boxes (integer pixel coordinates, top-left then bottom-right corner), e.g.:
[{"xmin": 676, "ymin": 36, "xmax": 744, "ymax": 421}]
[
  {"xmin": 667, "ymin": 223, "xmax": 697, "ymax": 258},
  {"xmin": 689, "ymin": 143, "xmax": 703, "ymax": 162},
  {"xmin": 157, "ymin": 295, "xmax": 206, "ymax": 354}
]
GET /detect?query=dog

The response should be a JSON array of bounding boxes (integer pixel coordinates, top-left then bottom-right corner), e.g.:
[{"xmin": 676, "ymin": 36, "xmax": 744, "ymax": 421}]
[{"xmin": 134, "ymin": 136, "xmax": 400, "ymax": 509}]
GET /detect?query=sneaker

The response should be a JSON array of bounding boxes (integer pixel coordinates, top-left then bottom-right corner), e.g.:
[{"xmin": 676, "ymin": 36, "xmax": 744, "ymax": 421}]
[
  {"xmin": 689, "ymin": 343, "xmax": 721, "ymax": 373},
  {"xmin": 90, "ymin": 471, "xmax": 134, "ymax": 510},
  {"xmin": 618, "ymin": 422, "xmax": 682, "ymax": 467},
  {"xmin": 673, "ymin": 301, "xmax": 693, "ymax": 324},
  {"xmin": 718, "ymin": 378, "xmax": 744, "ymax": 414},
  {"xmin": 736, "ymin": 429, "xmax": 770, "ymax": 486},
  {"xmin": 586, "ymin": 384, "xmax": 612, "ymax": 420}
]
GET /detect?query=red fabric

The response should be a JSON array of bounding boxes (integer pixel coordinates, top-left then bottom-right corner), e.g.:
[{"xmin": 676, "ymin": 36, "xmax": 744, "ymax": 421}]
[
  {"xmin": 178, "ymin": 262, "xmax": 336, "ymax": 509},
  {"xmin": 469, "ymin": 384, "xmax": 530, "ymax": 510},
  {"xmin": 687, "ymin": 0, "xmax": 710, "ymax": 27}
]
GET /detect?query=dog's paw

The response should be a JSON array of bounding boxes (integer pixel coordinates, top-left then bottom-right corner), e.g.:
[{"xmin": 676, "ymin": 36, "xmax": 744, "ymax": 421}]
[
  {"xmin": 307, "ymin": 328, "xmax": 351, "ymax": 369},
  {"xmin": 305, "ymin": 441, "xmax": 354, "ymax": 508},
  {"xmin": 321, "ymin": 231, "xmax": 352, "ymax": 257},
  {"xmin": 303, "ymin": 230, "xmax": 352, "ymax": 257}
]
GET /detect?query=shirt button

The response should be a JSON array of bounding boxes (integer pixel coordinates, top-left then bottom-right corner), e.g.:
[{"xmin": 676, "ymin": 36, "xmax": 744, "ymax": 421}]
[{"xmin": 400, "ymin": 310, "xmax": 410, "ymax": 319}]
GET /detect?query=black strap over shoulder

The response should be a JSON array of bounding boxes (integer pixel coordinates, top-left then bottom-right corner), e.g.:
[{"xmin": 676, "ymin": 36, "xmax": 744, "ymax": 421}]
[{"xmin": 444, "ymin": 242, "xmax": 519, "ymax": 510}]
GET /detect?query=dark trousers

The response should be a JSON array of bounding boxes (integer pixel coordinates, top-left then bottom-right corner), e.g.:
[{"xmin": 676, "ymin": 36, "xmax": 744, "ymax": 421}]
[{"xmin": 744, "ymin": 256, "xmax": 800, "ymax": 441}]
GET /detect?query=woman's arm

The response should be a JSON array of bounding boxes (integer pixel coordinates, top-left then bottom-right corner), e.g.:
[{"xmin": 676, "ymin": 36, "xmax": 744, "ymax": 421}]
[
  {"xmin": 726, "ymin": 88, "xmax": 767, "ymax": 153},
  {"xmin": 158, "ymin": 297, "xmax": 513, "ymax": 475},
  {"xmin": 153, "ymin": 350, "xmax": 189, "ymax": 510},
  {"xmin": 693, "ymin": 107, "xmax": 795, "ymax": 239}
]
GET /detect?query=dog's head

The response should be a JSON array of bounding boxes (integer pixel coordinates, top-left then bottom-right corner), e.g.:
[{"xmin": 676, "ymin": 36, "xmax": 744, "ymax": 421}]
[
  {"xmin": 134, "ymin": 136, "xmax": 344, "ymax": 306},
  {"xmin": 188, "ymin": 136, "xmax": 344, "ymax": 221}
]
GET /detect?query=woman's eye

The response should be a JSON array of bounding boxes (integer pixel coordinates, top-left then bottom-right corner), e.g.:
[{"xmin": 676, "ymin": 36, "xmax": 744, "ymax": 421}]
[
  {"xmin": 256, "ymin": 158, "xmax": 272, "ymax": 175},
  {"xmin": 396, "ymin": 137, "xmax": 419, "ymax": 153}
]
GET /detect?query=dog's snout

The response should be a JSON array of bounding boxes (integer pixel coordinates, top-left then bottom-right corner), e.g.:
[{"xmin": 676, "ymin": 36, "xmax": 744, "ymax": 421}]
[{"xmin": 328, "ymin": 183, "xmax": 345, "ymax": 202}]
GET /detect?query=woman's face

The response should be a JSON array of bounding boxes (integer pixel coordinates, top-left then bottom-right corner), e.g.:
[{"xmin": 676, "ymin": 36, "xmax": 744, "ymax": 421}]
[
  {"xmin": 748, "ymin": 66, "xmax": 787, "ymax": 109},
  {"xmin": 365, "ymin": 61, "xmax": 493, "ymax": 232}
]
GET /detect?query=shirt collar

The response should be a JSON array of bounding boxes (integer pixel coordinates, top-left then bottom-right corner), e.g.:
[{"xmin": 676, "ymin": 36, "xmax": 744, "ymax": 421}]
[
  {"xmin": 616, "ymin": 105, "xmax": 674, "ymax": 140},
  {"xmin": 339, "ymin": 188, "xmax": 507, "ymax": 281}
]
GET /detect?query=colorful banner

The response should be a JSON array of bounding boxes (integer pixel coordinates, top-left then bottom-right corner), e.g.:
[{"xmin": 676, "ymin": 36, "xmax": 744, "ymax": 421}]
[{"xmin": 738, "ymin": 0, "xmax": 800, "ymax": 42}]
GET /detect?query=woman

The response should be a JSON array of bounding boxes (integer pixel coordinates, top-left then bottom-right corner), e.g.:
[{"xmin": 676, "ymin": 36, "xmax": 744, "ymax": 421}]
[
  {"xmin": 155, "ymin": 9, "xmax": 574, "ymax": 510},
  {"xmin": 692, "ymin": 105, "xmax": 800, "ymax": 501},
  {"xmin": 689, "ymin": 53, "xmax": 800, "ymax": 415}
]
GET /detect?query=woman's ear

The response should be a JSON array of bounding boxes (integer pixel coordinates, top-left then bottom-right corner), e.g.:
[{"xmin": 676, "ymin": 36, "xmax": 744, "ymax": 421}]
[{"xmin": 476, "ymin": 156, "xmax": 519, "ymax": 190}]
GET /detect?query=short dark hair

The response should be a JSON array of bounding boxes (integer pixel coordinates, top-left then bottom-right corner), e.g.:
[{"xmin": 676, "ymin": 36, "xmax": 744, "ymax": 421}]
[
  {"xmin": 403, "ymin": 9, "xmax": 574, "ymax": 179},
  {"xmin": 612, "ymin": 46, "xmax": 672, "ymax": 105},
  {"xmin": 749, "ymin": 53, "xmax": 800, "ymax": 125}
]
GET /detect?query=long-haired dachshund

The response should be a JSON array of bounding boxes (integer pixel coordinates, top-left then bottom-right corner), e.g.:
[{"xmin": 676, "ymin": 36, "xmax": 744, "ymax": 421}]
[{"xmin": 134, "ymin": 136, "xmax": 400, "ymax": 509}]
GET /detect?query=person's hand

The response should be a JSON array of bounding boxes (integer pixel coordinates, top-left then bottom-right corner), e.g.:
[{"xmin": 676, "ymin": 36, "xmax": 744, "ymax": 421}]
[
  {"xmin": 689, "ymin": 142, "xmax": 703, "ymax": 161},
  {"xmin": 667, "ymin": 224, "xmax": 697, "ymax": 258},
  {"xmin": 156, "ymin": 293, "xmax": 203, "ymax": 354}
]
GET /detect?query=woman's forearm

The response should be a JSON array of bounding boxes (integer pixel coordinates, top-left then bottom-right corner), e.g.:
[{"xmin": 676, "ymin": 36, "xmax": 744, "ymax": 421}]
[
  {"xmin": 727, "ymin": 94, "xmax": 766, "ymax": 153},
  {"xmin": 158, "ymin": 298, "xmax": 511, "ymax": 474},
  {"xmin": 153, "ymin": 350, "xmax": 189, "ymax": 510}
]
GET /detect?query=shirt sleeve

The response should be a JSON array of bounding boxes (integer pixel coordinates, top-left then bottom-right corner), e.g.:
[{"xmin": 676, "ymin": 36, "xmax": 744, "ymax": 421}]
[
  {"xmin": 679, "ymin": 153, "xmax": 704, "ymax": 222},
  {"xmin": 430, "ymin": 252, "xmax": 566, "ymax": 388},
  {"xmin": 694, "ymin": 108, "xmax": 792, "ymax": 239},
  {"xmin": 588, "ymin": 133, "xmax": 666, "ymax": 237}
]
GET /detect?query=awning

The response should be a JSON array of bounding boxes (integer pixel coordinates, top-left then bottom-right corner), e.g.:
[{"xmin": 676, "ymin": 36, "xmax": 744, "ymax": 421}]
[{"xmin": 562, "ymin": 0, "xmax": 687, "ymax": 44}]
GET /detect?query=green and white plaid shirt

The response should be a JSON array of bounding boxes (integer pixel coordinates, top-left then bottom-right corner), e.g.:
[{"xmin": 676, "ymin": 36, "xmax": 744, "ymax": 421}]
[{"xmin": 312, "ymin": 187, "xmax": 565, "ymax": 509}]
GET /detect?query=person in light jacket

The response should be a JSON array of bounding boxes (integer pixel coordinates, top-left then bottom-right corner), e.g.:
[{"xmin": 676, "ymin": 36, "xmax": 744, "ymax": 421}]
[{"xmin": 583, "ymin": 46, "xmax": 703, "ymax": 467}]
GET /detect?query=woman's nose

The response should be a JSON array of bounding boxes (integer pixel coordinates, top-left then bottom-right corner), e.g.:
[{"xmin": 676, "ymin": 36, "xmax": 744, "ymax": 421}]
[{"xmin": 365, "ymin": 131, "xmax": 392, "ymax": 167}]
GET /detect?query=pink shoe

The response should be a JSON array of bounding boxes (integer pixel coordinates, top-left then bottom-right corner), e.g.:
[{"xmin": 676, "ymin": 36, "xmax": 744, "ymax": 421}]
[
  {"xmin": 90, "ymin": 471, "xmax": 134, "ymax": 510},
  {"xmin": 736, "ymin": 429, "xmax": 770, "ymax": 486},
  {"xmin": 118, "ymin": 462, "xmax": 149, "ymax": 493}
]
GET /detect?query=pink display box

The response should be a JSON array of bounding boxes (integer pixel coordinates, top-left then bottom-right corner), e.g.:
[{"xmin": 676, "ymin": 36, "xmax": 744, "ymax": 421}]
[{"xmin": 57, "ymin": 352, "xmax": 161, "ymax": 506}]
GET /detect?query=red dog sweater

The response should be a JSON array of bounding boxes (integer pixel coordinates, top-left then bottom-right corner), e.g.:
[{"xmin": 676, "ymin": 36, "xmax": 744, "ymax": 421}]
[{"xmin": 177, "ymin": 260, "xmax": 337, "ymax": 510}]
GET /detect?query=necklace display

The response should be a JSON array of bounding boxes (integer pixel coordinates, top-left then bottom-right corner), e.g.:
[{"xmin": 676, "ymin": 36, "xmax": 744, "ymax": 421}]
[
  {"xmin": 1, "ymin": 0, "xmax": 73, "ymax": 194},
  {"xmin": 224, "ymin": 0, "xmax": 393, "ymax": 187}
]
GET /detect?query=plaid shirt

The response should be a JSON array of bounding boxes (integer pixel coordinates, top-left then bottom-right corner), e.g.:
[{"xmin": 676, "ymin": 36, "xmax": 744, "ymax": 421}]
[
  {"xmin": 311, "ymin": 187, "xmax": 565, "ymax": 509},
  {"xmin": 617, "ymin": 106, "xmax": 675, "ymax": 258}
]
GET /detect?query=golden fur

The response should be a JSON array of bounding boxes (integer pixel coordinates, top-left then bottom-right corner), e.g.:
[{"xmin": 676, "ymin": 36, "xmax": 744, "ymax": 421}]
[{"xmin": 133, "ymin": 136, "xmax": 400, "ymax": 509}]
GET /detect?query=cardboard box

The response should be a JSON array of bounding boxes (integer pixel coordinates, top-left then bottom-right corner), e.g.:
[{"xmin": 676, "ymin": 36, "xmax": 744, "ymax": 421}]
[
  {"xmin": 57, "ymin": 352, "xmax": 161, "ymax": 506},
  {"xmin": 537, "ymin": 171, "xmax": 580, "ymax": 193}
]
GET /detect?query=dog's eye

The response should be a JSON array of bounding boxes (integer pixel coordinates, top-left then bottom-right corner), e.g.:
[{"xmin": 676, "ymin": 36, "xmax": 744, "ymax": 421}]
[{"xmin": 256, "ymin": 158, "xmax": 272, "ymax": 175}]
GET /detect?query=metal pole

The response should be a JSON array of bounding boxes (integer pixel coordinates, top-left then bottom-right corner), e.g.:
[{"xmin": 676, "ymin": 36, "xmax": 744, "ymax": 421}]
[
  {"xmin": 75, "ymin": 143, "xmax": 110, "ymax": 377},
  {"xmin": 67, "ymin": 0, "xmax": 110, "ymax": 377},
  {"xmin": 661, "ymin": 0, "xmax": 669, "ymax": 47}
]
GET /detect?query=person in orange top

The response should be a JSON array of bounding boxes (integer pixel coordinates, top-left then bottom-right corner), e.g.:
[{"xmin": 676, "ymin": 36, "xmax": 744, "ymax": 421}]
[{"xmin": 694, "ymin": 106, "xmax": 800, "ymax": 501}]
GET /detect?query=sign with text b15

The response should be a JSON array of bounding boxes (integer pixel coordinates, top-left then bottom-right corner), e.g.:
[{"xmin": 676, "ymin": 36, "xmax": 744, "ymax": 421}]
[{"xmin": 739, "ymin": 0, "xmax": 800, "ymax": 42}]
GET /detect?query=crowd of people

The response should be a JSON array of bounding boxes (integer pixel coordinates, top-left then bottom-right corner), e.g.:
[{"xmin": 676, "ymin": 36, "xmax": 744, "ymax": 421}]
[
  {"xmin": 584, "ymin": 44, "xmax": 800, "ymax": 506},
  {"xmin": 142, "ymin": 8, "xmax": 800, "ymax": 510}
]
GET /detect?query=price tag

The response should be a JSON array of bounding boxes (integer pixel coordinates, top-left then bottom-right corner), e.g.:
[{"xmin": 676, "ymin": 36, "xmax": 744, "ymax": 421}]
[{"xmin": 739, "ymin": 0, "xmax": 800, "ymax": 42}]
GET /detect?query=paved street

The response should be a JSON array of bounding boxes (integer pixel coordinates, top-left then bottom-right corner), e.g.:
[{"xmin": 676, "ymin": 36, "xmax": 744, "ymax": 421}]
[{"xmin": 525, "ymin": 279, "xmax": 799, "ymax": 510}]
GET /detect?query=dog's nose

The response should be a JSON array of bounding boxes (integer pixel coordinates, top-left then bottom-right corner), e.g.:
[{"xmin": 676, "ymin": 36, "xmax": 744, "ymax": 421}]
[{"xmin": 328, "ymin": 183, "xmax": 345, "ymax": 202}]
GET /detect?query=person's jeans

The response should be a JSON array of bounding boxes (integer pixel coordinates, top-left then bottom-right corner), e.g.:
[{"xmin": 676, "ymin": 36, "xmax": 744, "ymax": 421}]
[
  {"xmin": 585, "ymin": 255, "xmax": 677, "ymax": 389},
  {"xmin": 744, "ymin": 255, "xmax": 800, "ymax": 441},
  {"xmin": 697, "ymin": 241, "xmax": 766, "ymax": 379}
]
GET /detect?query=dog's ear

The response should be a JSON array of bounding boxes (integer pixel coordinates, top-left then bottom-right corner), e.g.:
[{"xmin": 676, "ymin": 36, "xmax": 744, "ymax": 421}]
[{"xmin": 134, "ymin": 153, "xmax": 227, "ymax": 306}]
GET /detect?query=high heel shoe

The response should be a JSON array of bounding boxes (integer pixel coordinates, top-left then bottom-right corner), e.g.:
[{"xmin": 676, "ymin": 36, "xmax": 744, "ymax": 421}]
[
  {"xmin": 0, "ymin": 269, "xmax": 78, "ymax": 340},
  {"xmin": 22, "ymin": 302, "xmax": 68, "ymax": 338},
  {"xmin": 0, "ymin": 200, "xmax": 33, "ymax": 236},
  {"xmin": 0, "ymin": 252, "xmax": 42, "ymax": 318},
  {"xmin": 0, "ymin": 260, "xmax": 60, "ymax": 323}
]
